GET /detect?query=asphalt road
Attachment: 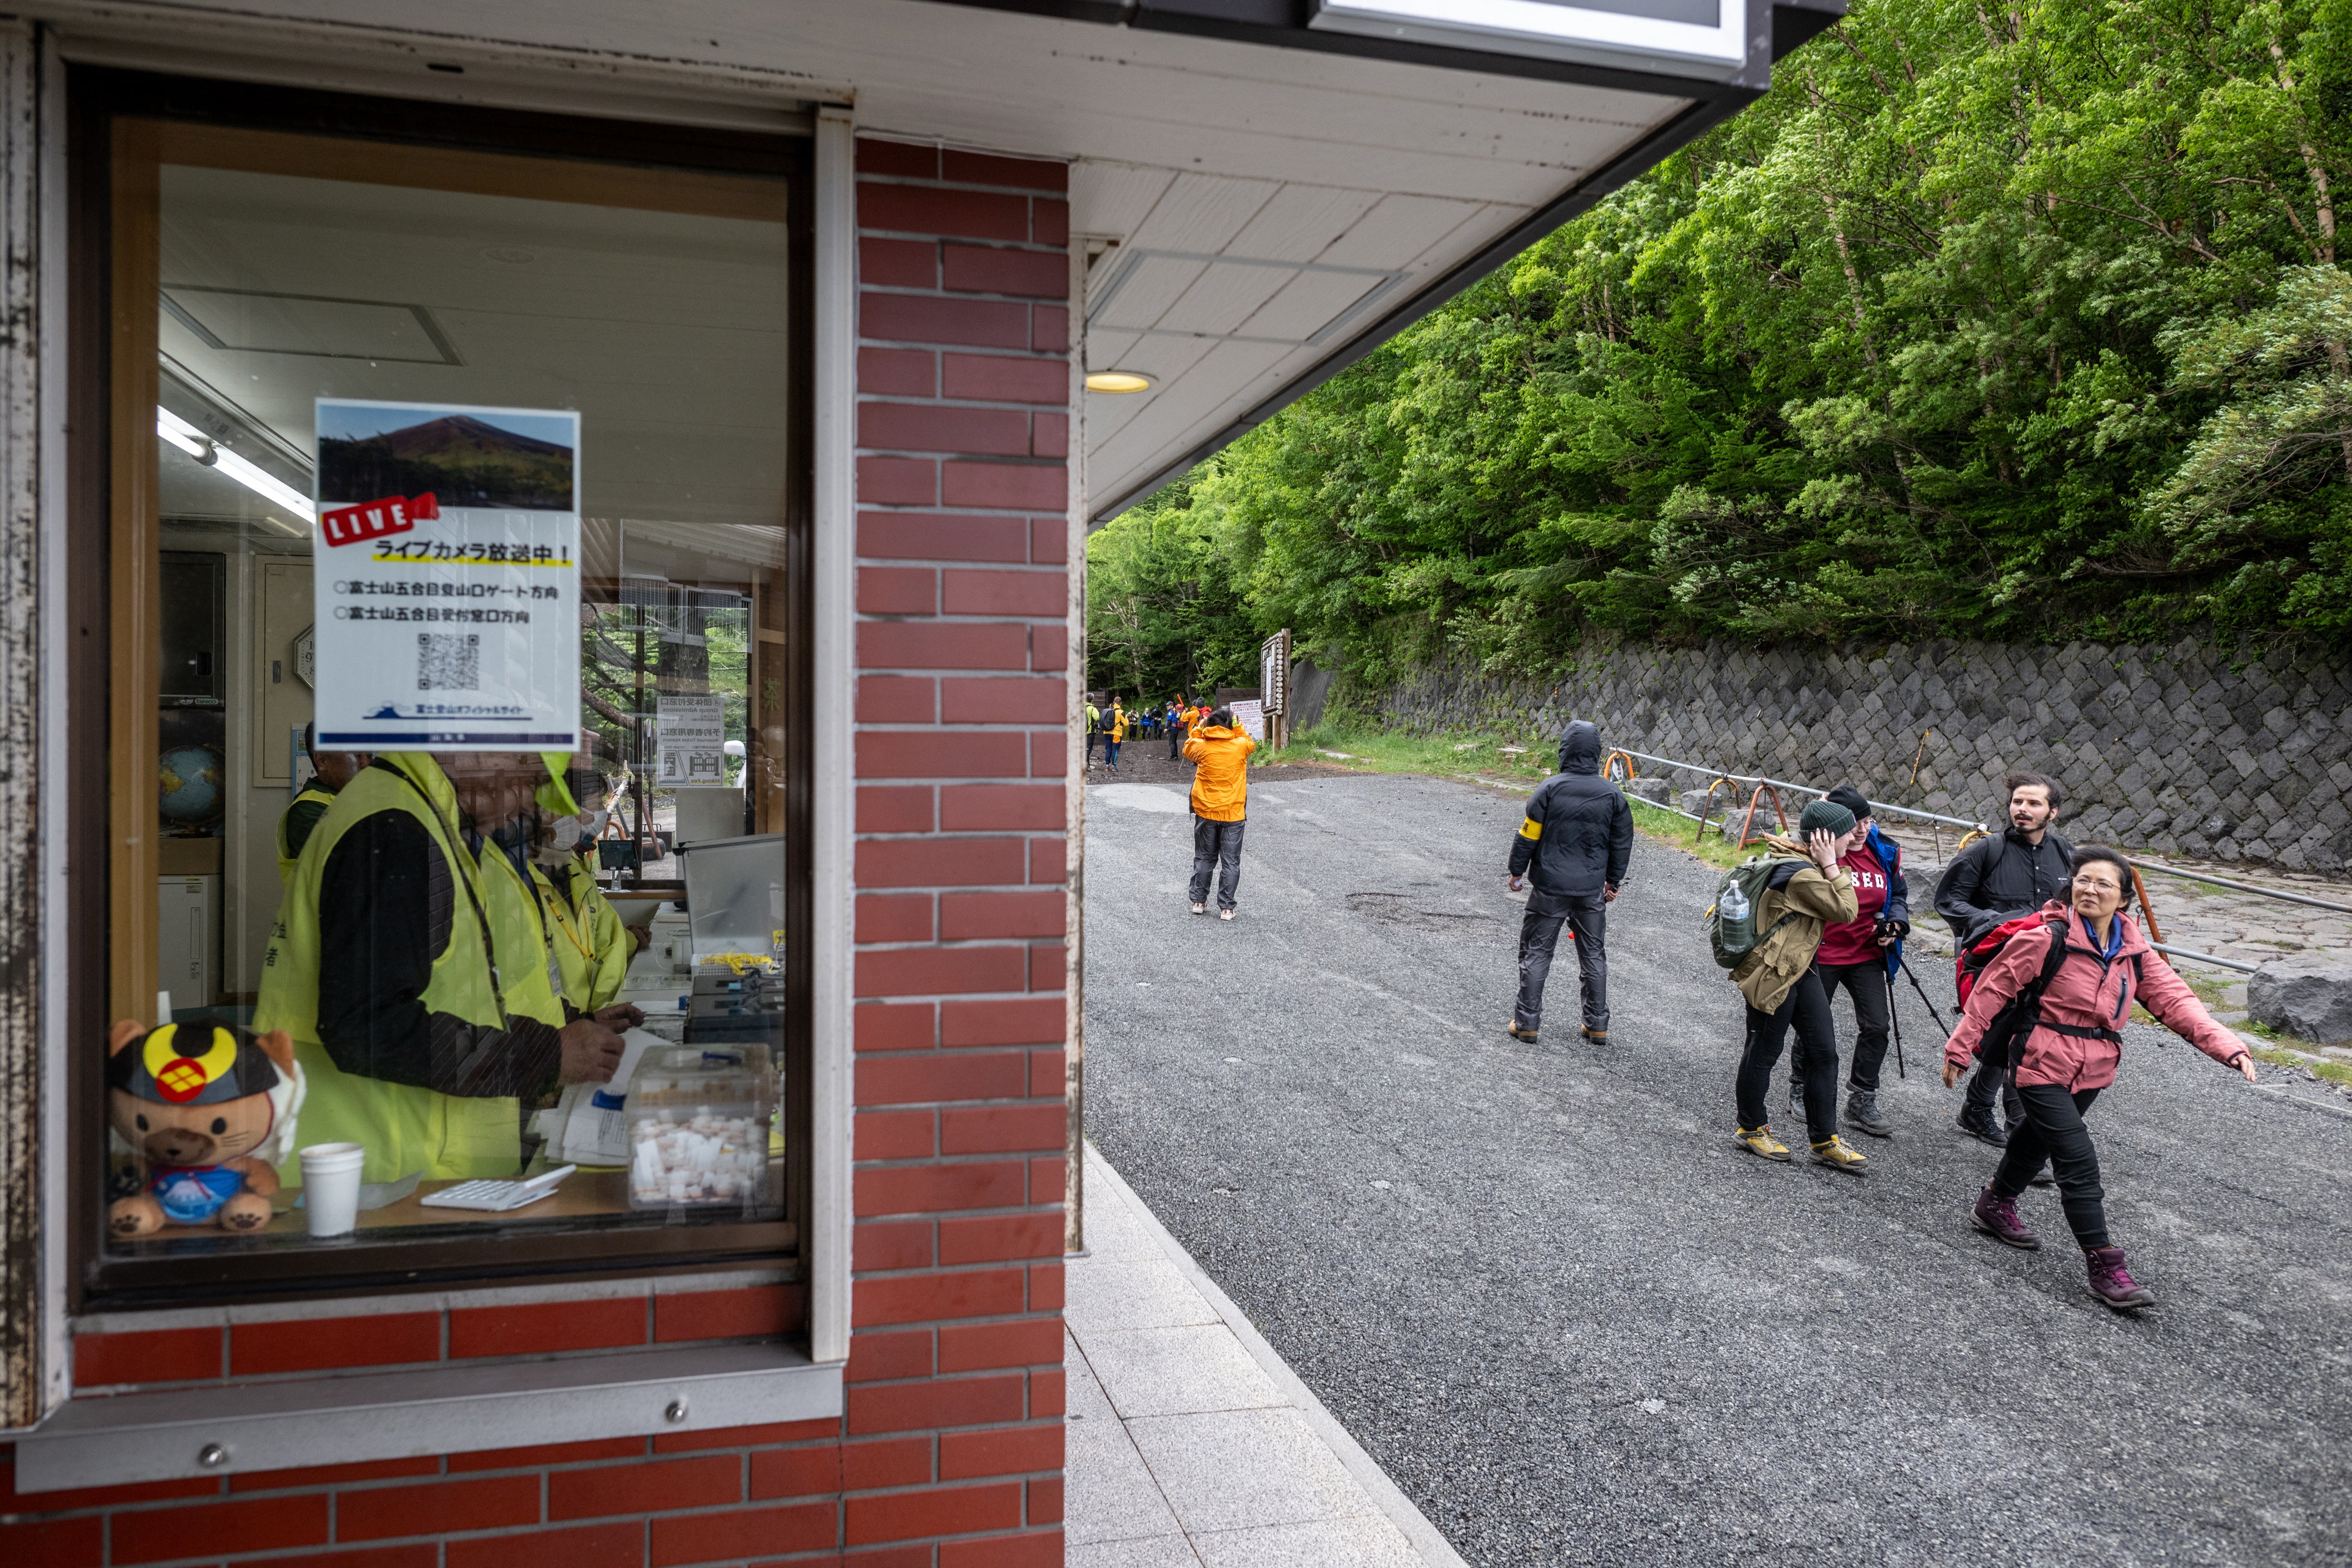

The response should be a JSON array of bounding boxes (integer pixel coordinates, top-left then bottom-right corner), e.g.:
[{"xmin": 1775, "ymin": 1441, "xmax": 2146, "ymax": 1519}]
[{"xmin": 1081, "ymin": 771, "xmax": 2352, "ymax": 1568}]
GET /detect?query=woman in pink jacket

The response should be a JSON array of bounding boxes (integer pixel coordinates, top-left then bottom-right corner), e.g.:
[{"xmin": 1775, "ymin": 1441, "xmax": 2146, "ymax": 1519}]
[{"xmin": 1941, "ymin": 845, "xmax": 2256, "ymax": 1311}]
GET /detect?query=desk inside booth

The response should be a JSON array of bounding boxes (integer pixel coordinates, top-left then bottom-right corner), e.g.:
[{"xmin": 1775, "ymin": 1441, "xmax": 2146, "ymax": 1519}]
[{"xmin": 261, "ymin": 1170, "xmax": 638, "ymax": 1233}]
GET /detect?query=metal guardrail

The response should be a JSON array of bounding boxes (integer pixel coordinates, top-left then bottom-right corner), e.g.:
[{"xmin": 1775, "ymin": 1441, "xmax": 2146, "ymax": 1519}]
[
  {"xmin": 2126, "ymin": 861, "xmax": 2352, "ymax": 915},
  {"xmin": 1612, "ymin": 747, "xmax": 1986, "ymax": 831},
  {"xmin": 1602, "ymin": 742, "xmax": 2349, "ymax": 938},
  {"xmin": 2151, "ymin": 943, "xmax": 2260, "ymax": 975}
]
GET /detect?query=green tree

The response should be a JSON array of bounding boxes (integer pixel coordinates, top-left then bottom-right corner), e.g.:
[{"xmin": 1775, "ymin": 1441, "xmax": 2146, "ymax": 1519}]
[{"xmin": 1085, "ymin": 0, "xmax": 2352, "ymax": 680}]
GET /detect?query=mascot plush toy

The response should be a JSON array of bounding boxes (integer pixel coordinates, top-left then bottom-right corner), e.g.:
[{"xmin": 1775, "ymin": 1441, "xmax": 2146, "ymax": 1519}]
[{"xmin": 107, "ymin": 1019, "xmax": 306, "ymax": 1236}]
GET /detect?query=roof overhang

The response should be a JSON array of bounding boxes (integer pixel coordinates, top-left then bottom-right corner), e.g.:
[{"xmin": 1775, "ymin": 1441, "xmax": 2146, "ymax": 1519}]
[{"xmin": 33, "ymin": 0, "xmax": 1843, "ymax": 520}]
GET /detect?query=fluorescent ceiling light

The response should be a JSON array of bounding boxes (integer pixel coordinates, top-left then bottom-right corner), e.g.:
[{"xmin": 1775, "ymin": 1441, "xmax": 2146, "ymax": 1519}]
[
  {"xmin": 157, "ymin": 406, "xmax": 315, "ymax": 519},
  {"xmin": 1086, "ymin": 371, "xmax": 1153, "ymax": 394}
]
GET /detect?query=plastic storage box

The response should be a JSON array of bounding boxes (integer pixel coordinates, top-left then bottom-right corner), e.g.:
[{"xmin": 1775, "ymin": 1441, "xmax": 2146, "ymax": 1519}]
[{"xmin": 623, "ymin": 1044, "xmax": 775, "ymax": 1209}]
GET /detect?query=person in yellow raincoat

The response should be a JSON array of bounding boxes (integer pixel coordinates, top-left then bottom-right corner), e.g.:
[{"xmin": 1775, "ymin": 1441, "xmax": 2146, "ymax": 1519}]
[
  {"xmin": 274, "ymin": 722, "xmax": 371, "ymax": 887},
  {"xmin": 528, "ymin": 759, "xmax": 642, "ymax": 1019},
  {"xmin": 256, "ymin": 752, "xmax": 630, "ymax": 1184}
]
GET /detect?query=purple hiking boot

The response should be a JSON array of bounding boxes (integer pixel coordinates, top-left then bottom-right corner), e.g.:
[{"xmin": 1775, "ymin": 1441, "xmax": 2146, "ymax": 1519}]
[
  {"xmin": 2085, "ymin": 1246, "xmax": 2155, "ymax": 1311},
  {"xmin": 1971, "ymin": 1185, "xmax": 2039, "ymax": 1250}
]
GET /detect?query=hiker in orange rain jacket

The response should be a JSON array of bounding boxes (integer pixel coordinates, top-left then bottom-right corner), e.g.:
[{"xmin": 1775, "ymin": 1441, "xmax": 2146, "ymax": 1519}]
[{"xmin": 1182, "ymin": 707, "xmax": 1255, "ymax": 919}]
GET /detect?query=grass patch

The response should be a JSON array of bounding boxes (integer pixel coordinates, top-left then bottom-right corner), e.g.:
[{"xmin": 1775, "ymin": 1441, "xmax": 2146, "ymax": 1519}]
[
  {"xmin": 1265, "ymin": 720, "xmax": 1777, "ymax": 871},
  {"xmin": 2246, "ymin": 1043, "xmax": 2352, "ymax": 1084}
]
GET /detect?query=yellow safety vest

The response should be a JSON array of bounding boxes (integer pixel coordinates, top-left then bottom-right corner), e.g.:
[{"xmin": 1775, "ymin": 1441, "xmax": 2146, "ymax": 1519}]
[
  {"xmin": 274, "ymin": 784, "xmax": 338, "ymax": 887},
  {"xmin": 256, "ymin": 754, "xmax": 563, "ymax": 1184},
  {"xmin": 532, "ymin": 856, "xmax": 632, "ymax": 1015}
]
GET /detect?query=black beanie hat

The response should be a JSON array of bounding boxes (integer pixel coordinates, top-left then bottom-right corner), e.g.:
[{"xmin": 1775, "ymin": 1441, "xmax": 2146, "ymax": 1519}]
[{"xmin": 1824, "ymin": 785, "xmax": 1872, "ymax": 822}]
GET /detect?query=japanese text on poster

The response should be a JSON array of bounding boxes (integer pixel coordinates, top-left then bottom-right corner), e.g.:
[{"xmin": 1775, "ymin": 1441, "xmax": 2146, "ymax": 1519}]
[
  {"xmin": 1229, "ymin": 699, "xmax": 1265, "ymax": 742},
  {"xmin": 657, "ymin": 694, "xmax": 726, "ymax": 783},
  {"xmin": 312, "ymin": 399, "xmax": 582, "ymax": 751}
]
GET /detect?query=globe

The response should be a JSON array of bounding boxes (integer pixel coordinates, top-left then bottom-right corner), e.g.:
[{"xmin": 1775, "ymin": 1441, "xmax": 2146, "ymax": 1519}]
[{"xmin": 159, "ymin": 744, "xmax": 225, "ymax": 829}]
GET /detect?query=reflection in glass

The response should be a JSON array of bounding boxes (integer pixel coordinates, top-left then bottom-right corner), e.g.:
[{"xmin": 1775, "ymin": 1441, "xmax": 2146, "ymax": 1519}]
[{"xmin": 115, "ymin": 145, "xmax": 792, "ymax": 1258}]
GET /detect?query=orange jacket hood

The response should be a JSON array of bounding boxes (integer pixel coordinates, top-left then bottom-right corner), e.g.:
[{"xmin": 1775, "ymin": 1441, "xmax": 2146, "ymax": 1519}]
[{"xmin": 1183, "ymin": 725, "xmax": 1255, "ymax": 820}]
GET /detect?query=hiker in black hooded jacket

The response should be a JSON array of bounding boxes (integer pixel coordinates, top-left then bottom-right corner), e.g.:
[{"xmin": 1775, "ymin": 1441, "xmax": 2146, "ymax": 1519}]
[
  {"xmin": 1506, "ymin": 720, "xmax": 1632, "ymax": 1046},
  {"xmin": 1934, "ymin": 771, "xmax": 2075, "ymax": 1147}
]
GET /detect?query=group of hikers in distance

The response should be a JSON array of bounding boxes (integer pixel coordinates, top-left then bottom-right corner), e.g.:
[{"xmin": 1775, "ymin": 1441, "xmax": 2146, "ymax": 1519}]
[
  {"xmin": 1084, "ymin": 693, "xmax": 1217, "ymax": 775},
  {"xmin": 1502, "ymin": 722, "xmax": 2259, "ymax": 1314}
]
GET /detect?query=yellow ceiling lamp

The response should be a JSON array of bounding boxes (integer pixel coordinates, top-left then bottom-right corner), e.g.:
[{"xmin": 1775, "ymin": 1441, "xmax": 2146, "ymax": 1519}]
[{"xmin": 1085, "ymin": 370, "xmax": 1153, "ymax": 393}]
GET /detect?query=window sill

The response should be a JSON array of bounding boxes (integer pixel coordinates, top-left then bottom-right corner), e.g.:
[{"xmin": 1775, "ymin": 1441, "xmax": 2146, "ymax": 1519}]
[{"xmin": 13, "ymin": 1342, "xmax": 841, "ymax": 1491}]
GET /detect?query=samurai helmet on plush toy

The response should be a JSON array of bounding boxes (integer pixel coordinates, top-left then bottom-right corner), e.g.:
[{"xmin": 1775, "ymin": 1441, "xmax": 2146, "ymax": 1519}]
[{"xmin": 106, "ymin": 1019, "xmax": 306, "ymax": 1236}]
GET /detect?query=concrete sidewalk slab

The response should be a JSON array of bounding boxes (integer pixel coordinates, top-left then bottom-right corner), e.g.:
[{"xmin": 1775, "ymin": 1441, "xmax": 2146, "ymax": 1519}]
[{"xmin": 1066, "ymin": 1144, "xmax": 1466, "ymax": 1568}]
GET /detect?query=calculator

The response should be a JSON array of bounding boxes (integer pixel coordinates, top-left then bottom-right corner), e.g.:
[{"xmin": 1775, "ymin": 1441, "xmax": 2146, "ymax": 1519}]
[{"xmin": 419, "ymin": 1165, "xmax": 577, "ymax": 1212}]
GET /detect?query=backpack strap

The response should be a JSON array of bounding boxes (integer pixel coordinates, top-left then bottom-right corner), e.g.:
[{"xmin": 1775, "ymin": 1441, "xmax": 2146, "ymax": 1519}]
[{"xmin": 2002, "ymin": 919, "xmax": 2073, "ymax": 1071}]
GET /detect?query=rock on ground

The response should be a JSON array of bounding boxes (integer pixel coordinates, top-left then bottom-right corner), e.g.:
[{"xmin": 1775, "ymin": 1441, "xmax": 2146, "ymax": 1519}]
[{"xmin": 2249, "ymin": 953, "xmax": 2352, "ymax": 1043}]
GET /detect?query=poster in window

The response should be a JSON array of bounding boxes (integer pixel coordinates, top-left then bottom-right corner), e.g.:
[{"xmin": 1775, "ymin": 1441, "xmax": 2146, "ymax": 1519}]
[
  {"xmin": 657, "ymin": 693, "xmax": 726, "ymax": 783},
  {"xmin": 311, "ymin": 399, "xmax": 582, "ymax": 751}
]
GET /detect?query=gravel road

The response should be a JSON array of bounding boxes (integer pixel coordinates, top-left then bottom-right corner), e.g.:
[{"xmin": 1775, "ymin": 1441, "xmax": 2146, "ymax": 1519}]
[{"xmin": 1082, "ymin": 771, "xmax": 2352, "ymax": 1568}]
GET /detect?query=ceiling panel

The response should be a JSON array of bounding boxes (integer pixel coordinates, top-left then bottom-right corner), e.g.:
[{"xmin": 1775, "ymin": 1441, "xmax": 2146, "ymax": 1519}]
[
  {"xmin": 1154, "ymin": 261, "xmax": 1300, "ymax": 338},
  {"xmin": 1127, "ymin": 172, "xmax": 1282, "ymax": 257},
  {"xmin": 1070, "ymin": 162, "xmax": 1178, "ymax": 240},
  {"xmin": 1237, "ymin": 268, "xmax": 1391, "ymax": 344},
  {"xmin": 1090, "ymin": 339, "xmax": 1301, "ymax": 472},
  {"xmin": 1083, "ymin": 329, "xmax": 1146, "ymax": 374},
  {"xmin": 1091, "ymin": 253, "xmax": 1208, "ymax": 332},
  {"xmin": 1316, "ymin": 194, "xmax": 1494, "ymax": 269},
  {"xmin": 1224, "ymin": 185, "xmax": 1385, "ymax": 264}
]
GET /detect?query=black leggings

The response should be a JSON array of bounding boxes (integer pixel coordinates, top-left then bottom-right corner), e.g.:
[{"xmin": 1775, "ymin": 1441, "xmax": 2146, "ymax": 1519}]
[
  {"xmin": 1992, "ymin": 1083, "xmax": 2109, "ymax": 1249},
  {"xmin": 1737, "ymin": 969, "xmax": 1839, "ymax": 1146}
]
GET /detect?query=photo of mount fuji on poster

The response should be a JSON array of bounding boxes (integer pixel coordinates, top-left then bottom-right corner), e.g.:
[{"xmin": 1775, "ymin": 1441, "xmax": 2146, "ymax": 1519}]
[{"xmin": 318, "ymin": 406, "xmax": 575, "ymax": 511}]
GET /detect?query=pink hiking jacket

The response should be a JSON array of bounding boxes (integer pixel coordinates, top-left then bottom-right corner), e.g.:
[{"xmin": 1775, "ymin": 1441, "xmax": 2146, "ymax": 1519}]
[{"xmin": 1942, "ymin": 902, "xmax": 2247, "ymax": 1092}]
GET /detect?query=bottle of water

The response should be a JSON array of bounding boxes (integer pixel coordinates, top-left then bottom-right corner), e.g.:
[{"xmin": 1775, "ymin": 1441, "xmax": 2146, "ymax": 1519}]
[{"xmin": 1719, "ymin": 880, "xmax": 1750, "ymax": 923}]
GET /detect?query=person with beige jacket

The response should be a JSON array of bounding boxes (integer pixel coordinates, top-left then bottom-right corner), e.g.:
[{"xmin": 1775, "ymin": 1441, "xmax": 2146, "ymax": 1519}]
[{"xmin": 1732, "ymin": 798, "xmax": 1872, "ymax": 1172}]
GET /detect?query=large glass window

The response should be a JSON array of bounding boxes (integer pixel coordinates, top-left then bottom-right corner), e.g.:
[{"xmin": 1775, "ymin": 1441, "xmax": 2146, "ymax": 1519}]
[{"xmin": 81, "ymin": 87, "xmax": 811, "ymax": 1301}]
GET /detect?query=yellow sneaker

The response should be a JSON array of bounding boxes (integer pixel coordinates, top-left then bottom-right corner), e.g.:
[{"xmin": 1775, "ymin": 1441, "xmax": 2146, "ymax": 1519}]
[
  {"xmin": 1810, "ymin": 1134, "xmax": 1868, "ymax": 1174},
  {"xmin": 1734, "ymin": 1124, "xmax": 1791, "ymax": 1162}
]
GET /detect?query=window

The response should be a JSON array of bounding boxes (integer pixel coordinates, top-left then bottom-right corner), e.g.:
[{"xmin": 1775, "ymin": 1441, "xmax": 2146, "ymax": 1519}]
[{"xmin": 72, "ymin": 73, "xmax": 814, "ymax": 1305}]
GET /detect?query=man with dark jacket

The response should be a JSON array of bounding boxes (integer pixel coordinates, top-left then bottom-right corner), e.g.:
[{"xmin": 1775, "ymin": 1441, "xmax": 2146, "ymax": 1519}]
[
  {"xmin": 1506, "ymin": 720, "xmax": 1632, "ymax": 1046},
  {"xmin": 1934, "ymin": 771, "xmax": 2075, "ymax": 1144}
]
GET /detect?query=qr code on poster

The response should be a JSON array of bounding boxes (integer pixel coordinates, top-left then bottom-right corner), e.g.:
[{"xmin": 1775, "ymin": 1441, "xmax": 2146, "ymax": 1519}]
[{"xmin": 416, "ymin": 633, "xmax": 481, "ymax": 690}]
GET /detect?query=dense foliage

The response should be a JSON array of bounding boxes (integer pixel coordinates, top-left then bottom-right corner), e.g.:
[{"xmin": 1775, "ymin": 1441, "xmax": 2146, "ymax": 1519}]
[{"xmin": 1087, "ymin": 0, "xmax": 2352, "ymax": 702}]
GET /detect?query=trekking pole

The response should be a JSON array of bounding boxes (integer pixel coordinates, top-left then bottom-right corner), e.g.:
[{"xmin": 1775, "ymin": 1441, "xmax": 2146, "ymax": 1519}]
[
  {"xmin": 1896, "ymin": 954, "xmax": 1953, "ymax": 1034},
  {"xmin": 1887, "ymin": 965, "xmax": 1906, "ymax": 1080}
]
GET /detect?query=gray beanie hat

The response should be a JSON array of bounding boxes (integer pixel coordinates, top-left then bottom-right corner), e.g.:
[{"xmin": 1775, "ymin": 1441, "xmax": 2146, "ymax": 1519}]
[{"xmin": 1797, "ymin": 798, "xmax": 1856, "ymax": 839}]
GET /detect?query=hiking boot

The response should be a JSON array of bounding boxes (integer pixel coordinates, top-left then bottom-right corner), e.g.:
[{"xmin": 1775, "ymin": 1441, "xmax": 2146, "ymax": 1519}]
[
  {"xmin": 1506, "ymin": 1024, "xmax": 1539, "ymax": 1045},
  {"xmin": 1189, "ymin": 902, "xmax": 1207, "ymax": 915},
  {"xmin": 1581, "ymin": 1026, "xmax": 1608, "ymax": 1045},
  {"xmin": 1844, "ymin": 1090, "xmax": 1892, "ymax": 1138},
  {"xmin": 1219, "ymin": 908, "xmax": 1236, "ymax": 921},
  {"xmin": 1733, "ymin": 1125, "xmax": 1792, "ymax": 1162},
  {"xmin": 2028, "ymin": 1165, "xmax": 2056, "ymax": 1188},
  {"xmin": 1956, "ymin": 1104, "xmax": 2009, "ymax": 1147},
  {"xmin": 2085, "ymin": 1245, "xmax": 2155, "ymax": 1311},
  {"xmin": 1810, "ymin": 1135, "xmax": 1867, "ymax": 1174},
  {"xmin": 1971, "ymin": 1184, "xmax": 2040, "ymax": 1250}
]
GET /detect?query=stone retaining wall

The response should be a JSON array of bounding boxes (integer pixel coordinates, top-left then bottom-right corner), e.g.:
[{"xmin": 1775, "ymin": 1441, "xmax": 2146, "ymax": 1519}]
[{"xmin": 1358, "ymin": 638, "xmax": 2352, "ymax": 871}]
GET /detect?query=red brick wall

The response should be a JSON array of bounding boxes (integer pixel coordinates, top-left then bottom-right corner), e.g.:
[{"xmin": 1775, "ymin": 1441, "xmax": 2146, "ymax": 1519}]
[
  {"xmin": 844, "ymin": 135, "xmax": 1071, "ymax": 1568},
  {"xmin": 0, "ymin": 139, "xmax": 1071, "ymax": 1568}
]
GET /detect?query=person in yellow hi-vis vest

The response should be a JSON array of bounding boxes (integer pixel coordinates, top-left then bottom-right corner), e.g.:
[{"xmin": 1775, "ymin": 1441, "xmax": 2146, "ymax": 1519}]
[
  {"xmin": 528, "ymin": 759, "xmax": 642, "ymax": 1018},
  {"xmin": 256, "ymin": 752, "xmax": 628, "ymax": 1185},
  {"xmin": 274, "ymin": 722, "xmax": 371, "ymax": 887}
]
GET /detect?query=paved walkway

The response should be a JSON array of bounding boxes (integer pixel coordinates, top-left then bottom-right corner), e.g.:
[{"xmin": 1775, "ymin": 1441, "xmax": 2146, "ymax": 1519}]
[{"xmin": 1065, "ymin": 1145, "xmax": 1464, "ymax": 1568}]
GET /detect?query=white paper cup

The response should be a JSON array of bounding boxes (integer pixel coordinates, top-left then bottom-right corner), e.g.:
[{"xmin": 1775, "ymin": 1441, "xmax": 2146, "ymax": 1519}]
[{"xmin": 299, "ymin": 1142, "xmax": 366, "ymax": 1238}]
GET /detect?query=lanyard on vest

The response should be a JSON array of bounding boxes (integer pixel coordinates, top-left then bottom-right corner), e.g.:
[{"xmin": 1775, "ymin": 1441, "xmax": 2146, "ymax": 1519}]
[{"xmin": 388, "ymin": 763, "xmax": 513, "ymax": 1029}]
